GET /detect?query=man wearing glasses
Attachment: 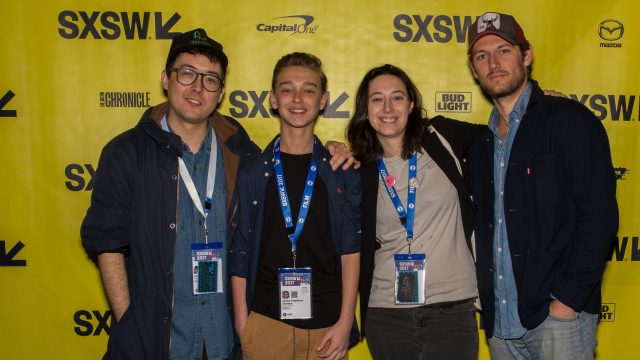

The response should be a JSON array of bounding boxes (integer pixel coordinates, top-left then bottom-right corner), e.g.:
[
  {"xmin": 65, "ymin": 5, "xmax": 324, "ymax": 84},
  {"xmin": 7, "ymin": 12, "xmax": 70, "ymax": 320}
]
[{"xmin": 81, "ymin": 28, "xmax": 258, "ymax": 360}]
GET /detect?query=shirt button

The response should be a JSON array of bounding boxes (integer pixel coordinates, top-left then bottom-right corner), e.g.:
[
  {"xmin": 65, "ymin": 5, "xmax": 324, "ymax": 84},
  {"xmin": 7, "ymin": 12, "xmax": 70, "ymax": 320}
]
[
  {"xmin": 169, "ymin": 223, "xmax": 176, "ymax": 229},
  {"xmin": 264, "ymin": 172, "xmax": 269, "ymax": 177},
  {"xmin": 498, "ymin": 275, "xmax": 503, "ymax": 280},
  {"xmin": 500, "ymin": 162, "xmax": 505, "ymax": 167},
  {"xmin": 501, "ymin": 299, "xmax": 507, "ymax": 304},
  {"xmin": 264, "ymin": 161, "xmax": 268, "ymax": 165},
  {"xmin": 500, "ymin": 191, "xmax": 503, "ymax": 196},
  {"xmin": 252, "ymin": 200, "xmax": 258, "ymax": 206},
  {"xmin": 172, "ymin": 175, "xmax": 178, "ymax": 181},
  {"xmin": 322, "ymin": 157, "xmax": 327, "ymax": 162},
  {"xmin": 498, "ymin": 219, "xmax": 503, "ymax": 223},
  {"xmin": 201, "ymin": 300, "xmax": 206, "ymax": 305},
  {"xmin": 498, "ymin": 247, "xmax": 502, "ymax": 252}
]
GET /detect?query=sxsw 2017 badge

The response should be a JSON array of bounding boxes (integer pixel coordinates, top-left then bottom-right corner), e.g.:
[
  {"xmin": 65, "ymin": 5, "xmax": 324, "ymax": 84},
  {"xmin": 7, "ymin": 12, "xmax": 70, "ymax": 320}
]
[
  {"xmin": 191, "ymin": 243, "xmax": 224, "ymax": 295},
  {"xmin": 394, "ymin": 253, "xmax": 426, "ymax": 305},
  {"xmin": 278, "ymin": 268, "xmax": 312, "ymax": 319}
]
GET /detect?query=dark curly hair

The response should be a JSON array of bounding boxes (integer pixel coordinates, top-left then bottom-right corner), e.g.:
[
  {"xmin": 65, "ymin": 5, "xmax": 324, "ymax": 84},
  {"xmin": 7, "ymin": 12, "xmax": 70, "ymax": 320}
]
[{"xmin": 346, "ymin": 64, "xmax": 427, "ymax": 165}]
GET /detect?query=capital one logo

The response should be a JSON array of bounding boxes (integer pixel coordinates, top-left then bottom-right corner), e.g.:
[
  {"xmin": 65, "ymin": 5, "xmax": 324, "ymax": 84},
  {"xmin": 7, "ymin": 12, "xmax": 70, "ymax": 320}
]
[
  {"xmin": 598, "ymin": 19, "xmax": 624, "ymax": 41},
  {"xmin": 58, "ymin": 11, "xmax": 181, "ymax": 40}
]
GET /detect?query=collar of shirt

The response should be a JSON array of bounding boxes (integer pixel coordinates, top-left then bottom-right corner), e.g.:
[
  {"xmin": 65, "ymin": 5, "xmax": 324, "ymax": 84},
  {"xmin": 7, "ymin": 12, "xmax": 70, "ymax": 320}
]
[
  {"xmin": 160, "ymin": 113, "xmax": 213, "ymax": 155},
  {"xmin": 488, "ymin": 81, "xmax": 533, "ymax": 140}
]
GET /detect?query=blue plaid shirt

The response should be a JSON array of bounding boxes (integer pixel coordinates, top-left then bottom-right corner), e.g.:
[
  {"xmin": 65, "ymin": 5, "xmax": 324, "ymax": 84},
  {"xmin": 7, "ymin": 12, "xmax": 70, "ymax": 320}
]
[{"xmin": 488, "ymin": 82, "xmax": 532, "ymax": 339}]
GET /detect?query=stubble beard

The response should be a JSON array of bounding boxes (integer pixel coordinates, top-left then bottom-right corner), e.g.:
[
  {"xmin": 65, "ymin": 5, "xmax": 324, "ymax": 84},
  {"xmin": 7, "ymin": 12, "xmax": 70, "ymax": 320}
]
[{"xmin": 480, "ymin": 66, "xmax": 528, "ymax": 100}]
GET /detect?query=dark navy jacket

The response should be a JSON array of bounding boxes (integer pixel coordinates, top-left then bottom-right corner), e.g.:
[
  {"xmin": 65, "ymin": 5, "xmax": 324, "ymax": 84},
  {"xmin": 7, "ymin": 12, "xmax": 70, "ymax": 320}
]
[
  {"xmin": 81, "ymin": 103, "xmax": 260, "ymax": 359},
  {"xmin": 228, "ymin": 136, "xmax": 362, "ymax": 345},
  {"xmin": 466, "ymin": 81, "xmax": 618, "ymax": 338}
]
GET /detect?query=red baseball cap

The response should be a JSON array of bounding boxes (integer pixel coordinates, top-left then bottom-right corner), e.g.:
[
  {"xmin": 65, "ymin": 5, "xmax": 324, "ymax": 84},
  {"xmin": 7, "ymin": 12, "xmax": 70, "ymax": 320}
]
[{"xmin": 468, "ymin": 12, "xmax": 528, "ymax": 54}]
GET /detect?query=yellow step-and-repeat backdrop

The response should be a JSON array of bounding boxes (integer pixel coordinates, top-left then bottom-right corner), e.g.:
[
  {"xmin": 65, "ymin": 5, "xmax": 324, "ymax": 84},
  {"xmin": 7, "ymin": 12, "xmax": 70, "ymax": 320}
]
[{"xmin": 1, "ymin": 0, "xmax": 637, "ymax": 358}]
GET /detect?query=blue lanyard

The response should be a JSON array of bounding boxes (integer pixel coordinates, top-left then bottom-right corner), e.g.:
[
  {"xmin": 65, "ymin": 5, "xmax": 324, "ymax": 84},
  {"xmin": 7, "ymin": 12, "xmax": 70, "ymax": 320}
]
[
  {"xmin": 378, "ymin": 152, "xmax": 418, "ymax": 252},
  {"xmin": 273, "ymin": 137, "xmax": 318, "ymax": 266}
]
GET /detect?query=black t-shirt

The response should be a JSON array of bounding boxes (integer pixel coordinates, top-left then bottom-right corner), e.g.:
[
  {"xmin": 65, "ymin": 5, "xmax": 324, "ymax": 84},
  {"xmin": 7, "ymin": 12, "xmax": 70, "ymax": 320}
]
[{"xmin": 251, "ymin": 152, "xmax": 341, "ymax": 329}]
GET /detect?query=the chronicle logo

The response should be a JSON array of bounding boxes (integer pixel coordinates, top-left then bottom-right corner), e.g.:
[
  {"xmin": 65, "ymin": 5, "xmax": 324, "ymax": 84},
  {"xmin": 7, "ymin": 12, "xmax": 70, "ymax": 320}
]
[
  {"xmin": 435, "ymin": 92, "xmax": 471, "ymax": 113},
  {"xmin": 58, "ymin": 11, "xmax": 180, "ymax": 40},
  {"xmin": 598, "ymin": 19, "xmax": 623, "ymax": 48},
  {"xmin": 100, "ymin": 91, "xmax": 151, "ymax": 108},
  {"xmin": 600, "ymin": 303, "xmax": 615, "ymax": 322},
  {"xmin": 256, "ymin": 15, "xmax": 318, "ymax": 35}
]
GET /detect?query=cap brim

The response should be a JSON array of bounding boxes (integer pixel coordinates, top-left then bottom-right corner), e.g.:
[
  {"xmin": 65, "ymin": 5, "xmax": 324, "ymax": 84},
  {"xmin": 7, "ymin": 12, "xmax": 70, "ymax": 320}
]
[{"xmin": 467, "ymin": 31, "xmax": 518, "ymax": 54}]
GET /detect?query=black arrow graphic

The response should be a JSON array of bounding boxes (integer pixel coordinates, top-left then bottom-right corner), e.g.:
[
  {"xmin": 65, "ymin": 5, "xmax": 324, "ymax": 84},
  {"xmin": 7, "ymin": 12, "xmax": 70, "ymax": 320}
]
[
  {"xmin": 323, "ymin": 91, "xmax": 350, "ymax": 119},
  {"xmin": 0, "ymin": 90, "xmax": 17, "ymax": 117},
  {"xmin": 0, "ymin": 240, "xmax": 26, "ymax": 266},
  {"xmin": 155, "ymin": 12, "xmax": 181, "ymax": 39}
]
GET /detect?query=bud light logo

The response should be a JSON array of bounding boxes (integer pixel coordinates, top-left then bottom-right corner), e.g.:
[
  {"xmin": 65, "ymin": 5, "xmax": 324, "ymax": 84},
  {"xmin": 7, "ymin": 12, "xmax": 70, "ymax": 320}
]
[{"xmin": 435, "ymin": 92, "xmax": 472, "ymax": 113}]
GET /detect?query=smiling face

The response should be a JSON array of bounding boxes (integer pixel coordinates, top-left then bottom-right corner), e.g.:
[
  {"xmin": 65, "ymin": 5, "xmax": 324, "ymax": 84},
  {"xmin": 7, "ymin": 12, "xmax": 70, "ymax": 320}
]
[
  {"xmin": 161, "ymin": 52, "xmax": 226, "ymax": 126},
  {"xmin": 269, "ymin": 65, "xmax": 327, "ymax": 130},
  {"xmin": 469, "ymin": 34, "xmax": 532, "ymax": 99},
  {"xmin": 366, "ymin": 74, "xmax": 414, "ymax": 149}
]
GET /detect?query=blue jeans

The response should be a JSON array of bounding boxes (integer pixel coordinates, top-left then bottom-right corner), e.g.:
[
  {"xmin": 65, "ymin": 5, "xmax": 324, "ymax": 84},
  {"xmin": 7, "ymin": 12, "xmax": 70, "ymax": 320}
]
[
  {"xmin": 488, "ymin": 312, "xmax": 598, "ymax": 360},
  {"xmin": 365, "ymin": 299, "xmax": 478, "ymax": 360}
]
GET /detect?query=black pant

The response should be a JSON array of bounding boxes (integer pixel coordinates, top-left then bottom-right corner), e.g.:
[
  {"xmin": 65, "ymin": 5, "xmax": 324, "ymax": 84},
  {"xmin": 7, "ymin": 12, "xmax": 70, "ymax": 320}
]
[{"xmin": 365, "ymin": 299, "xmax": 478, "ymax": 360}]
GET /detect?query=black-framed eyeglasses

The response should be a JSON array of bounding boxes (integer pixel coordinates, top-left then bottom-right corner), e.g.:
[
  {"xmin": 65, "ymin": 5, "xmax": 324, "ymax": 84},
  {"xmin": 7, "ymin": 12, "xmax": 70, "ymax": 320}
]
[{"xmin": 168, "ymin": 66, "xmax": 224, "ymax": 92}]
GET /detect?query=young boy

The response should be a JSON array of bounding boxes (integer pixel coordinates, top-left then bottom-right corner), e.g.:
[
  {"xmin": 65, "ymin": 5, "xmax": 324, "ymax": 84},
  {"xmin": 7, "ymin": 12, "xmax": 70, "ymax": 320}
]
[{"xmin": 229, "ymin": 52, "xmax": 361, "ymax": 360}]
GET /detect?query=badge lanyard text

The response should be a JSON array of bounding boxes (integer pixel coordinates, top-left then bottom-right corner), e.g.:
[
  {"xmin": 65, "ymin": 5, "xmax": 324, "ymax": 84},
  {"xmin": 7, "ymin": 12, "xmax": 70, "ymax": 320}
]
[
  {"xmin": 273, "ymin": 137, "xmax": 318, "ymax": 268},
  {"xmin": 161, "ymin": 117, "xmax": 217, "ymax": 243},
  {"xmin": 378, "ymin": 152, "xmax": 418, "ymax": 253}
]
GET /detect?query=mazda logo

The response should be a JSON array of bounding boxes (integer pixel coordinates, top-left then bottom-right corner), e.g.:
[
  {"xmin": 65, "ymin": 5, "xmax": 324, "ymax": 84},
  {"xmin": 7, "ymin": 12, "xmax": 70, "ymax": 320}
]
[{"xmin": 599, "ymin": 19, "xmax": 624, "ymax": 41}]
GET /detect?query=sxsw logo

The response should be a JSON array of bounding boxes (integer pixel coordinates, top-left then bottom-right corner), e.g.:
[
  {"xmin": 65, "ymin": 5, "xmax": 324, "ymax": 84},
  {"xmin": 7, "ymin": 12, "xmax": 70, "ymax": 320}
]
[
  {"xmin": 435, "ymin": 92, "xmax": 471, "ymax": 113},
  {"xmin": 74, "ymin": 310, "xmax": 112, "ymax": 336},
  {"xmin": 608, "ymin": 236, "xmax": 640, "ymax": 262},
  {"xmin": 0, "ymin": 90, "xmax": 17, "ymax": 118},
  {"xmin": 598, "ymin": 19, "xmax": 623, "ymax": 48},
  {"xmin": 256, "ymin": 15, "xmax": 318, "ymax": 36},
  {"xmin": 0, "ymin": 240, "xmax": 26, "ymax": 267},
  {"xmin": 228, "ymin": 90, "xmax": 349, "ymax": 119},
  {"xmin": 393, "ymin": 15, "xmax": 474, "ymax": 43},
  {"xmin": 569, "ymin": 94, "xmax": 637, "ymax": 121},
  {"xmin": 65, "ymin": 164, "xmax": 96, "ymax": 191},
  {"xmin": 58, "ymin": 11, "xmax": 180, "ymax": 40},
  {"xmin": 100, "ymin": 91, "xmax": 151, "ymax": 108},
  {"xmin": 600, "ymin": 303, "xmax": 615, "ymax": 322}
]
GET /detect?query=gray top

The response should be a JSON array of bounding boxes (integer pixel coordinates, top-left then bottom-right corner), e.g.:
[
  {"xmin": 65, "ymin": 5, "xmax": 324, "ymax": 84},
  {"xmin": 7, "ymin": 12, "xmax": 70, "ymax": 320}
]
[{"xmin": 369, "ymin": 151, "xmax": 477, "ymax": 308}]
